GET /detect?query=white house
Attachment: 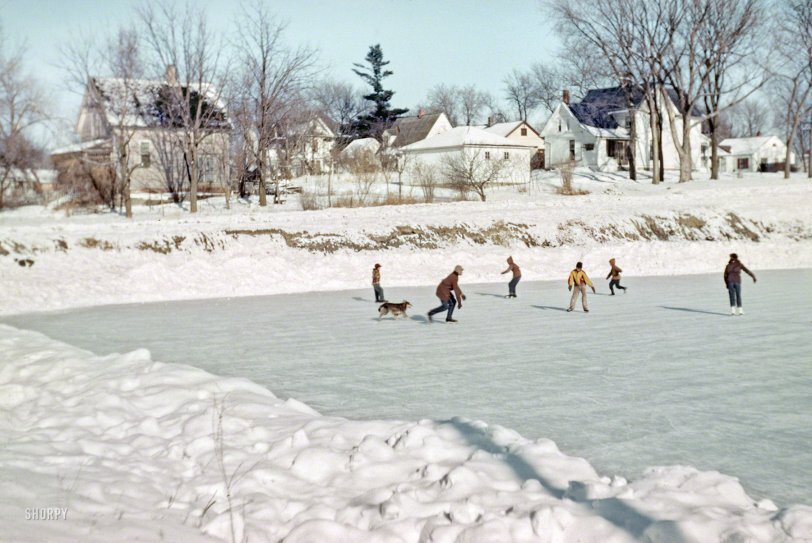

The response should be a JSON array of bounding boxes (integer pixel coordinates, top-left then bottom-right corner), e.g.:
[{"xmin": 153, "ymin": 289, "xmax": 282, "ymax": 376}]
[
  {"xmin": 340, "ymin": 138, "xmax": 380, "ymax": 163},
  {"xmin": 401, "ymin": 126, "xmax": 535, "ymax": 184},
  {"xmin": 541, "ymin": 87, "xmax": 705, "ymax": 173},
  {"xmin": 270, "ymin": 115, "xmax": 337, "ymax": 176},
  {"xmin": 484, "ymin": 120, "xmax": 545, "ymax": 168},
  {"xmin": 718, "ymin": 135, "xmax": 794, "ymax": 173},
  {"xmin": 383, "ymin": 111, "xmax": 452, "ymax": 148},
  {"xmin": 52, "ymin": 70, "xmax": 231, "ymax": 192}
]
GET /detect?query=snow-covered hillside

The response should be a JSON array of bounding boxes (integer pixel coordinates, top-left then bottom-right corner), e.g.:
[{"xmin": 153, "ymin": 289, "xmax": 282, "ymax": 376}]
[
  {"xmin": 2, "ymin": 324, "xmax": 810, "ymax": 543},
  {"xmin": 1, "ymin": 173, "xmax": 811, "ymax": 316}
]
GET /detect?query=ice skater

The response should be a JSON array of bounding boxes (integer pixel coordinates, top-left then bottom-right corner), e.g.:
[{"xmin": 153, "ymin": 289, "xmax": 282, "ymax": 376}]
[
  {"xmin": 501, "ymin": 256, "xmax": 521, "ymax": 298},
  {"xmin": 372, "ymin": 263, "xmax": 386, "ymax": 303},
  {"xmin": 606, "ymin": 258, "xmax": 627, "ymax": 295},
  {"xmin": 724, "ymin": 253, "xmax": 756, "ymax": 315},
  {"xmin": 428, "ymin": 265, "xmax": 466, "ymax": 323},
  {"xmin": 567, "ymin": 262, "xmax": 595, "ymax": 312}
]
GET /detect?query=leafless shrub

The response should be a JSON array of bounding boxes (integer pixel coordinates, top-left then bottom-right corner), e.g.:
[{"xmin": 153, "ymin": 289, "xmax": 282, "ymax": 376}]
[
  {"xmin": 299, "ymin": 188, "xmax": 323, "ymax": 210},
  {"xmin": 441, "ymin": 149, "xmax": 507, "ymax": 202},
  {"xmin": 411, "ymin": 162, "xmax": 437, "ymax": 203},
  {"xmin": 556, "ymin": 161, "xmax": 590, "ymax": 195}
]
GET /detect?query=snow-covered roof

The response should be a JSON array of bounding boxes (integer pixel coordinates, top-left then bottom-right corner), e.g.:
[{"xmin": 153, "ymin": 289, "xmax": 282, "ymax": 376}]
[
  {"xmin": 483, "ymin": 121, "xmax": 523, "ymax": 137},
  {"xmin": 341, "ymin": 137, "xmax": 380, "ymax": 156},
  {"xmin": 386, "ymin": 113, "xmax": 447, "ymax": 147},
  {"xmin": 402, "ymin": 126, "xmax": 535, "ymax": 151},
  {"xmin": 50, "ymin": 138, "xmax": 110, "ymax": 156},
  {"xmin": 89, "ymin": 77, "xmax": 229, "ymax": 130},
  {"xmin": 582, "ymin": 125, "xmax": 629, "ymax": 140},
  {"xmin": 719, "ymin": 136, "xmax": 781, "ymax": 156}
]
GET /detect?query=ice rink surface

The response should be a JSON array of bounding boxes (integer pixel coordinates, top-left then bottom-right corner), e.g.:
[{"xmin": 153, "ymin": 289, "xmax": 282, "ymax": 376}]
[{"xmin": 5, "ymin": 269, "xmax": 811, "ymax": 507}]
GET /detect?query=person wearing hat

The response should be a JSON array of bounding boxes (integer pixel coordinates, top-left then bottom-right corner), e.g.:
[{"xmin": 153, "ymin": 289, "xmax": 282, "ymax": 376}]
[
  {"xmin": 724, "ymin": 253, "xmax": 756, "ymax": 315},
  {"xmin": 372, "ymin": 263, "xmax": 386, "ymax": 303},
  {"xmin": 428, "ymin": 265, "xmax": 467, "ymax": 323},
  {"xmin": 606, "ymin": 258, "xmax": 626, "ymax": 295},
  {"xmin": 567, "ymin": 261, "xmax": 595, "ymax": 312},
  {"xmin": 501, "ymin": 256, "xmax": 521, "ymax": 298}
]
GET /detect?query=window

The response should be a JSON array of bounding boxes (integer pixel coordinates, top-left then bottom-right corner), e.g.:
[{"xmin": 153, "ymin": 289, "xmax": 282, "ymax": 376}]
[
  {"xmin": 485, "ymin": 151, "xmax": 491, "ymax": 160},
  {"xmin": 558, "ymin": 120, "xmax": 562, "ymax": 132},
  {"xmin": 503, "ymin": 152, "xmax": 510, "ymax": 160},
  {"xmin": 520, "ymin": 127, "xmax": 528, "ymax": 136},
  {"xmin": 199, "ymin": 156, "xmax": 216, "ymax": 183},
  {"xmin": 140, "ymin": 142, "xmax": 151, "ymax": 168},
  {"xmin": 585, "ymin": 143, "xmax": 595, "ymax": 151},
  {"xmin": 569, "ymin": 140, "xmax": 575, "ymax": 160},
  {"xmin": 737, "ymin": 158, "xmax": 749, "ymax": 171}
]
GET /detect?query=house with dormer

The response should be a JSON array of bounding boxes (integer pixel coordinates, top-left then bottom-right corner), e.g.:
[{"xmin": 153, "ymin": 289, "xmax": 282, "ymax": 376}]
[{"xmin": 541, "ymin": 87, "xmax": 704, "ymax": 173}]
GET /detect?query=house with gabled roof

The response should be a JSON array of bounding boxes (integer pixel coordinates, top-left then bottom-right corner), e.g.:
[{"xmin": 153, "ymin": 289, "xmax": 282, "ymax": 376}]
[
  {"xmin": 401, "ymin": 126, "xmax": 535, "ymax": 184},
  {"xmin": 484, "ymin": 120, "xmax": 545, "ymax": 169},
  {"xmin": 540, "ymin": 86, "xmax": 704, "ymax": 173},
  {"xmin": 52, "ymin": 67, "xmax": 231, "ymax": 193},
  {"xmin": 383, "ymin": 111, "xmax": 452, "ymax": 148},
  {"xmin": 718, "ymin": 135, "xmax": 794, "ymax": 173}
]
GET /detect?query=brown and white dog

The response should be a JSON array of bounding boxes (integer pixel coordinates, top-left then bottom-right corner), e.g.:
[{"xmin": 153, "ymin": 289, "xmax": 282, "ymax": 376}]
[{"xmin": 378, "ymin": 301, "xmax": 412, "ymax": 320}]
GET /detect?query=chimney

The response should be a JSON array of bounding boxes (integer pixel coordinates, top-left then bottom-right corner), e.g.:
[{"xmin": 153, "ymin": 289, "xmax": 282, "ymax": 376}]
[
  {"xmin": 562, "ymin": 89, "xmax": 570, "ymax": 105},
  {"xmin": 165, "ymin": 64, "xmax": 177, "ymax": 85},
  {"xmin": 487, "ymin": 116, "xmax": 494, "ymax": 127},
  {"xmin": 418, "ymin": 108, "xmax": 425, "ymax": 119}
]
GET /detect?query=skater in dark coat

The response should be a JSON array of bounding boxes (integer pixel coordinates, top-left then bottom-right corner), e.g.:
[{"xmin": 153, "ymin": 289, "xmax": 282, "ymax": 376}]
[
  {"xmin": 724, "ymin": 253, "xmax": 756, "ymax": 315},
  {"xmin": 428, "ymin": 265, "xmax": 466, "ymax": 323},
  {"xmin": 372, "ymin": 263, "xmax": 385, "ymax": 302},
  {"xmin": 606, "ymin": 258, "xmax": 627, "ymax": 295},
  {"xmin": 501, "ymin": 256, "xmax": 521, "ymax": 298}
]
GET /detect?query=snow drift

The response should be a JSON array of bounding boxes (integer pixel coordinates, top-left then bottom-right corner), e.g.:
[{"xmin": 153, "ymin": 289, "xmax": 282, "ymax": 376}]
[{"xmin": 1, "ymin": 324, "xmax": 810, "ymax": 542}]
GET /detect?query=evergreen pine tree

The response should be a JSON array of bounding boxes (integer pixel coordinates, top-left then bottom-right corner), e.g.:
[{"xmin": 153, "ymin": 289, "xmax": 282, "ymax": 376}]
[{"xmin": 352, "ymin": 44, "xmax": 408, "ymax": 138}]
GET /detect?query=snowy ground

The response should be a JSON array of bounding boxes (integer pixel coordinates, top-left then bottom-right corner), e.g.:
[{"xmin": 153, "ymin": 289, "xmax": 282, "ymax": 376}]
[
  {"xmin": 2, "ymin": 172, "xmax": 812, "ymax": 541},
  {"xmin": 1, "ymin": 172, "xmax": 811, "ymax": 315}
]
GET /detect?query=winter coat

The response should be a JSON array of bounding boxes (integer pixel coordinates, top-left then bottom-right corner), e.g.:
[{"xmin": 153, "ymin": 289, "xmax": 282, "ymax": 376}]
[
  {"xmin": 606, "ymin": 260, "xmax": 622, "ymax": 280},
  {"xmin": 568, "ymin": 269, "xmax": 594, "ymax": 288},
  {"xmin": 436, "ymin": 272, "xmax": 463, "ymax": 302},
  {"xmin": 724, "ymin": 260, "xmax": 755, "ymax": 284},
  {"xmin": 372, "ymin": 267, "xmax": 381, "ymax": 285},
  {"xmin": 504, "ymin": 257, "xmax": 521, "ymax": 278}
]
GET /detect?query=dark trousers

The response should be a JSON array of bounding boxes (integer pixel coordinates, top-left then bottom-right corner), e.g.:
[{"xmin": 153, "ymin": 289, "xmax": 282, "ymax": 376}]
[
  {"xmin": 508, "ymin": 276, "xmax": 520, "ymax": 296},
  {"xmin": 727, "ymin": 282, "xmax": 742, "ymax": 307},
  {"xmin": 609, "ymin": 279, "xmax": 626, "ymax": 294},
  {"xmin": 429, "ymin": 294, "xmax": 456, "ymax": 320},
  {"xmin": 373, "ymin": 284, "xmax": 384, "ymax": 302}
]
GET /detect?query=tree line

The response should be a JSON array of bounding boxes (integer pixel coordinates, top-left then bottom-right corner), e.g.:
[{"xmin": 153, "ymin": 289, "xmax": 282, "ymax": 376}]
[{"xmin": 0, "ymin": 0, "xmax": 809, "ymax": 212}]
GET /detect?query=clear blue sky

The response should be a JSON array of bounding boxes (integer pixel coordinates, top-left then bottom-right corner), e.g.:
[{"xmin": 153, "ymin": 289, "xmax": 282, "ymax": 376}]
[{"xmin": 3, "ymin": 0, "xmax": 560, "ymax": 144}]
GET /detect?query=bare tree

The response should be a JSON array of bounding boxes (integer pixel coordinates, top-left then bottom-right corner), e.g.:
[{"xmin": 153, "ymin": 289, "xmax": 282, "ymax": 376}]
[
  {"xmin": 309, "ymin": 79, "xmax": 367, "ymax": 139},
  {"xmin": 97, "ymin": 29, "xmax": 147, "ymax": 218},
  {"xmin": 441, "ymin": 149, "xmax": 507, "ymax": 202},
  {"xmin": 0, "ymin": 41, "xmax": 48, "ymax": 209},
  {"xmin": 459, "ymin": 85, "xmax": 491, "ymax": 126},
  {"xmin": 698, "ymin": 0, "xmax": 767, "ymax": 179},
  {"xmin": 231, "ymin": 1, "xmax": 317, "ymax": 206},
  {"xmin": 729, "ymin": 98, "xmax": 769, "ymax": 137},
  {"xmin": 773, "ymin": 0, "xmax": 812, "ymax": 178},
  {"xmin": 503, "ymin": 69, "xmax": 541, "ymax": 121},
  {"xmin": 424, "ymin": 83, "xmax": 461, "ymax": 125},
  {"xmin": 410, "ymin": 161, "xmax": 436, "ymax": 203},
  {"xmin": 529, "ymin": 62, "xmax": 565, "ymax": 113},
  {"xmin": 137, "ymin": 0, "xmax": 230, "ymax": 213}
]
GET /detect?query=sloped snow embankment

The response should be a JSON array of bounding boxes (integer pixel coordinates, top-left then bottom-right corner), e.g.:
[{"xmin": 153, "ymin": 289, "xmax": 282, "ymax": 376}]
[
  {"xmin": 2, "ymin": 182, "xmax": 812, "ymax": 316},
  {"xmin": 1, "ymin": 324, "xmax": 810, "ymax": 542}
]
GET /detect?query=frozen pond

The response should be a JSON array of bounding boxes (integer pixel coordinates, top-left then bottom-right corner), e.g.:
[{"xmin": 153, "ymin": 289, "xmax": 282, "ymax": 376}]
[{"xmin": 5, "ymin": 269, "xmax": 812, "ymax": 507}]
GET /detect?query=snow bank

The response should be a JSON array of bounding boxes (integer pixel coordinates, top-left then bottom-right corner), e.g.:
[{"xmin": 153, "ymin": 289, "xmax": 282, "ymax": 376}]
[
  {"xmin": 1, "ymin": 175, "xmax": 811, "ymax": 316},
  {"xmin": 1, "ymin": 324, "xmax": 810, "ymax": 542}
]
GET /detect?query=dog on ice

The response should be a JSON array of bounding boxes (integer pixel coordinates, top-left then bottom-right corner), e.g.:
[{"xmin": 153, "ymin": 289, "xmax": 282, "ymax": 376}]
[{"xmin": 378, "ymin": 301, "xmax": 412, "ymax": 320}]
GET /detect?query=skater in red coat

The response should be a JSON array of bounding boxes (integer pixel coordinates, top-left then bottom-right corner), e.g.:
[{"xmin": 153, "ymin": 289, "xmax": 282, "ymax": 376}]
[{"xmin": 428, "ymin": 265, "xmax": 466, "ymax": 323}]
